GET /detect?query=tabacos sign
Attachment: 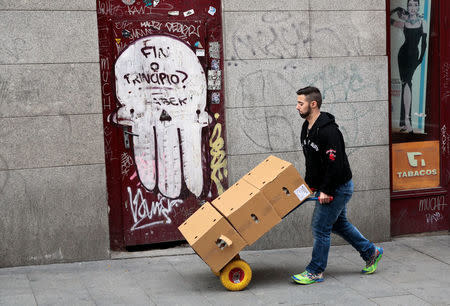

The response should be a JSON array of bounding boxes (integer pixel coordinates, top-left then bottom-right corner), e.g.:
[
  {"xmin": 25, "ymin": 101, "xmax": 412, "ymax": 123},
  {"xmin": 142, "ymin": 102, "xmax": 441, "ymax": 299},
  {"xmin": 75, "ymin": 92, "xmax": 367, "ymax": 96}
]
[{"xmin": 392, "ymin": 141, "xmax": 440, "ymax": 191}]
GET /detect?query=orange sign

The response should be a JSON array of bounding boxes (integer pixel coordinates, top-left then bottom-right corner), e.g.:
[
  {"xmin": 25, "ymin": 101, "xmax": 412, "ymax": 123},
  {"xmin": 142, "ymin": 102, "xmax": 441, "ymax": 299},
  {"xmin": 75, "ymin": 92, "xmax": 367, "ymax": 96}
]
[{"xmin": 392, "ymin": 141, "xmax": 440, "ymax": 191}]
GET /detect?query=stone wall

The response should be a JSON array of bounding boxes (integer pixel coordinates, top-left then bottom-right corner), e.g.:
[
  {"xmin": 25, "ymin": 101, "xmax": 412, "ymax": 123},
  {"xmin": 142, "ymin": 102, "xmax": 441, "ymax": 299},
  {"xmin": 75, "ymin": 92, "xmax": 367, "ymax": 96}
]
[
  {"xmin": 0, "ymin": 1, "xmax": 110, "ymax": 267},
  {"xmin": 0, "ymin": 0, "xmax": 390, "ymax": 267},
  {"xmin": 223, "ymin": 0, "xmax": 390, "ymax": 249}
]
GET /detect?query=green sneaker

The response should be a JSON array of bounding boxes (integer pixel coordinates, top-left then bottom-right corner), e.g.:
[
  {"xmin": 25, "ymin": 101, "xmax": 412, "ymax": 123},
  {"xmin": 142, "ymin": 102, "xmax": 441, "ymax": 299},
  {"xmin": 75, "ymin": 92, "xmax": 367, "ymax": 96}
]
[
  {"xmin": 362, "ymin": 246, "xmax": 383, "ymax": 274},
  {"xmin": 291, "ymin": 271, "xmax": 324, "ymax": 284}
]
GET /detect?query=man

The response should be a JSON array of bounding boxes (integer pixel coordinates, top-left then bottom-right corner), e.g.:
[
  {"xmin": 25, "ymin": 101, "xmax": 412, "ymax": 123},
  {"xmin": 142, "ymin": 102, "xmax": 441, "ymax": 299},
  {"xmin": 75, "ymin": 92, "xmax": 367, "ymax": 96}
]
[{"xmin": 291, "ymin": 86, "xmax": 383, "ymax": 285}]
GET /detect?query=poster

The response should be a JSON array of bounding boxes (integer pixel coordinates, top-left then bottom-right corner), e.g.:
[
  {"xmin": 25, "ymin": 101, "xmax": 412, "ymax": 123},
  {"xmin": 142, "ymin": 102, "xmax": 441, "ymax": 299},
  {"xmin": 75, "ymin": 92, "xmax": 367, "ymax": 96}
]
[
  {"xmin": 390, "ymin": 0, "xmax": 431, "ymax": 134},
  {"xmin": 392, "ymin": 140, "xmax": 440, "ymax": 191}
]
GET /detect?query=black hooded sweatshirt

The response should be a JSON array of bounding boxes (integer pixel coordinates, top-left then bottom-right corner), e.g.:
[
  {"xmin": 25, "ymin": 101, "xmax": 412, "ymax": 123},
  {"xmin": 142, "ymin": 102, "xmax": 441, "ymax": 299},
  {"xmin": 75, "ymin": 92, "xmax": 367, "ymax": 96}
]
[{"xmin": 300, "ymin": 112, "xmax": 352, "ymax": 196}]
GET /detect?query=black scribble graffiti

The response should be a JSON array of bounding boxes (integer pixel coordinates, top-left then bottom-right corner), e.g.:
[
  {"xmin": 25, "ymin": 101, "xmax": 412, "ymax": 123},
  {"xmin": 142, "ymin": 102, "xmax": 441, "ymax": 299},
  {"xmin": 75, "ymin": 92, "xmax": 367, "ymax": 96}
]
[
  {"xmin": 302, "ymin": 64, "xmax": 369, "ymax": 101},
  {"xmin": 314, "ymin": 27, "xmax": 364, "ymax": 56},
  {"xmin": 0, "ymin": 38, "xmax": 32, "ymax": 62},
  {"xmin": 140, "ymin": 46, "xmax": 170, "ymax": 58},
  {"xmin": 233, "ymin": 70, "xmax": 297, "ymax": 151},
  {"xmin": 0, "ymin": 78, "xmax": 9, "ymax": 103},
  {"xmin": 232, "ymin": 66, "xmax": 381, "ymax": 154},
  {"xmin": 0, "ymin": 154, "xmax": 10, "ymax": 196},
  {"xmin": 231, "ymin": 13, "xmax": 310, "ymax": 61}
]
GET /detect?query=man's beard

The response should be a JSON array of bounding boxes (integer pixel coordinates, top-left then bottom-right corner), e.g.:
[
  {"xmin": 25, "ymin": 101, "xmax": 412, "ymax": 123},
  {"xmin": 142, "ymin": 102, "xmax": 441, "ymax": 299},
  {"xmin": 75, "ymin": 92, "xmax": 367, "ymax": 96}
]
[{"xmin": 300, "ymin": 106, "xmax": 311, "ymax": 119}]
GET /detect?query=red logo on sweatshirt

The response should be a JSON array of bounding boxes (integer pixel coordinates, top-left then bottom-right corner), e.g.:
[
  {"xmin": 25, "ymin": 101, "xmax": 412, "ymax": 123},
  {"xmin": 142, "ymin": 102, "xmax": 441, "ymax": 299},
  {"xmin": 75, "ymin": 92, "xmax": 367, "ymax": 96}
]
[{"xmin": 326, "ymin": 149, "xmax": 336, "ymax": 161}]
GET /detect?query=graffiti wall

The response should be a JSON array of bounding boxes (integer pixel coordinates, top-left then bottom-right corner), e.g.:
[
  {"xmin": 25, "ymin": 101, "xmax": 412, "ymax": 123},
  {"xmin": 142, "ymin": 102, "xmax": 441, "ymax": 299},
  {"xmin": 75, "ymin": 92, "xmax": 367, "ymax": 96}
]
[
  {"xmin": 97, "ymin": 0, "xmax": 226, "ymax": 248},
  {"xmin": 391, "ymin": 194, "xmax": 448, "ymax": 234}
]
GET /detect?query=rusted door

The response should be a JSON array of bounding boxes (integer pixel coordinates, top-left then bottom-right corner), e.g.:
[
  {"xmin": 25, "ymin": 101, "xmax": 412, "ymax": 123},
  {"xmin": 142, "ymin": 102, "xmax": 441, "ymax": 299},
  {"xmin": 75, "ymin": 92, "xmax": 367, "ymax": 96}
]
[{"xmin": 97, "ymin": 1, "xmax": 226, "ymax": 248}]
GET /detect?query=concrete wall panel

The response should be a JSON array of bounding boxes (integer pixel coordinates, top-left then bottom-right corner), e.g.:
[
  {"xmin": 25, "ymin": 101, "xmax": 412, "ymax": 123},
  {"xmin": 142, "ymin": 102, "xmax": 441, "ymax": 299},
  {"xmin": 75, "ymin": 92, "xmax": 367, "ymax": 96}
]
[
  {"xmin": 0, "ymin": 114, "xmax": 104, "ymax": 170},
  {"xmin": 225, "ymin": 57, "xmax": 388, "ymax": 107},
  {"xmin": 224, "ymin": 10, "xmax": 386, "ymax": 60},
  {"xmin": 0, "ymin": 0, "xmax": 391, "ymax": 265},
  {"xmin": 224, "ymin": 11, "xmax": 310, "ymax": 60},
  {"xmin": 0, "ymin": 164, "xmax": 109, "ymax": 268},
  {"xmin": 0, "ymin": 64, "xmax": 101, "ymax": 117},
  {"xmin": 226, "ymin": 101, "xmax": 388, "ymax": 155},
  {"xmin": 322, "ymin": 101, "xmax": 389, "ymax": 147},
  {"xmin": 223, "ymin": 0, "xmax": 309, "ymax": 11},
  {"xmin": 347, "ymin": 145, "xmax": 390, "ymax": 191},
  {"xmin": 0, "ymin": 11, "xmax": 98, "ymax": 64},
  {"xmin": 310, "ymin": 0, "xmax": 385, "ymax": 11},
  {"xmin": 228, "ymin": 151, "xmax": 305, "ymax": 185},
  {"xmin": 310, "ymin": 11, "xmax": 386, "ymax": 57},
  {"xmin": 246, "ymin": 188, "xmax": 390, "ymax": 250},
  {"xmin": 0, "ymin": 2, "xmax": 108, "ymax": 268},
  {"xmin": 228, "ymin": 146, "xmax": 389, "ymax": 192},
  {"xmin": 0, "ymin": 1, "xmax": 96, "ymax": 10}
]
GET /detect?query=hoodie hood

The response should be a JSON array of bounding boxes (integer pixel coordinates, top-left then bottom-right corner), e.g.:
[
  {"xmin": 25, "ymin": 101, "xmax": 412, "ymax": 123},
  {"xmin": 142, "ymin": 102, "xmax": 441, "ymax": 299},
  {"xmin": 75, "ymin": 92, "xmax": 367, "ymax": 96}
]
[
  {"xmin": 301, "ymin": 112, "xmax": 338, "ymax": 133},
  {"xmin": 315, "ymin": 112, "xmax": 337, "ymax": 129}
]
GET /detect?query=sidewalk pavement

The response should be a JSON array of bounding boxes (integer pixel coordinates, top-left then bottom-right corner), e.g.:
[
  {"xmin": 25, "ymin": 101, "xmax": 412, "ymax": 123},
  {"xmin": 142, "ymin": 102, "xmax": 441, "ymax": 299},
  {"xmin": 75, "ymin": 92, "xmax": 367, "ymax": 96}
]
[{"xmin": 1, "ymin": 234, "xmax": 449, "ymax": 306}]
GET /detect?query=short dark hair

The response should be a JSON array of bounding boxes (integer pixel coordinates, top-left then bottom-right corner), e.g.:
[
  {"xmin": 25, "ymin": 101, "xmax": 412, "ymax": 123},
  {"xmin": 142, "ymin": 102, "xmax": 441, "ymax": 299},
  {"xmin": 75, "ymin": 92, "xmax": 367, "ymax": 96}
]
[
  {"xmin": 407, "ymin": 0, "xmax": 419, "ymax": 6},
  {"xmin": 296, "ymin": 86, "xmax": 322, "ymax": 108}
]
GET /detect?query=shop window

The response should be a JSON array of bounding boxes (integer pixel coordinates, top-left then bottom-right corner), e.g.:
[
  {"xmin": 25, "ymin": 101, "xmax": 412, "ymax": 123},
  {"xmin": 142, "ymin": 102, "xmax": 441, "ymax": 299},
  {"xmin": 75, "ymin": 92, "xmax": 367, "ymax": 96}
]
[{"xmin": 389, "ymin": 0, "xmax": 441, "ymax": 192}]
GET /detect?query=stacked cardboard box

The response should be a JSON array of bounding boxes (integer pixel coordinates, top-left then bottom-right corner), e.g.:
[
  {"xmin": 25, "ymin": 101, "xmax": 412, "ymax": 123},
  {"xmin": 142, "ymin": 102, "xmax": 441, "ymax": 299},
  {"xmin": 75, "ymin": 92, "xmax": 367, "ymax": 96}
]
[
  {"xmin": 177, "ymin": 202, "xmax": 246, "ymax": 273},
  {"xmin": 243, "ymin": 155, "xmax": 312, "ymax": 218},
  {"xmin": 211, "ymin": 179, "xmax": 281, "ymax": 245},
  {"xmin": 178, "ymin": 155, "xmax": 312, "ymax": 273}
]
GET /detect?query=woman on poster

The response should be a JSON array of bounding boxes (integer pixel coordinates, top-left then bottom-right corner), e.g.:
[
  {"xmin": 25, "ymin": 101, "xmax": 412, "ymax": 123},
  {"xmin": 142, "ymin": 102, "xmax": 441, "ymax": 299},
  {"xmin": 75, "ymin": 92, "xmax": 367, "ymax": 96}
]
[{"xmin": 391, "ymin": 0, "xmax": 427, "ymax": 134}]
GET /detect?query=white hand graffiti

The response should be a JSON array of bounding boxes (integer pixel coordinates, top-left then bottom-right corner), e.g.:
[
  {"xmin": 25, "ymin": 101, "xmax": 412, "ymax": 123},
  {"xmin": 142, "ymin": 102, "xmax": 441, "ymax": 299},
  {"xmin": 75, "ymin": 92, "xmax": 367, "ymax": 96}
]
[{"xmin": 114, "ymin": 35, "xmax": 207, "ymax": 198}]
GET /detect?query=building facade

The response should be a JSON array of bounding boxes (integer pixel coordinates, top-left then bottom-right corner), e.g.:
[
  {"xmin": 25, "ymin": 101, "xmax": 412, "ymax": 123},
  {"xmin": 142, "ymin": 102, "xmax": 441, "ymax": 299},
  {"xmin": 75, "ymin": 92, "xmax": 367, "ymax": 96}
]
[{"xmin": 0, "ymin": 0, "xmax": 447, "ymax": 268}]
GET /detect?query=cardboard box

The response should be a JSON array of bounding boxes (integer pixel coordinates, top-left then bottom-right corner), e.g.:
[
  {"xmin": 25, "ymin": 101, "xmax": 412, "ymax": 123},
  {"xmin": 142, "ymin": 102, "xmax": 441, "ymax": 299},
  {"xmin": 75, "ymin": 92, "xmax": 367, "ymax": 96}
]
[
  {"xmin": 211, "ymin": 179, "xmax": 281, "ymax": 245},
  {"xmin": 178, "ymin": 202, "xmax": 247, "ymax": 273},
  {"xmin": 243, "ymin": 155, "xmax": 312, "ymax": 218}
]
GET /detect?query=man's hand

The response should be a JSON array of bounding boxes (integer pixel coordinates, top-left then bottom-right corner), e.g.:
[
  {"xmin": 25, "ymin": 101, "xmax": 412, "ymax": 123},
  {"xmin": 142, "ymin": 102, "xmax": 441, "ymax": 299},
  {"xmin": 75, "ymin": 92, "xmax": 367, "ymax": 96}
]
[{"xmin": 319, "ymin": 192, "xmax": 333, "ymax": 204}]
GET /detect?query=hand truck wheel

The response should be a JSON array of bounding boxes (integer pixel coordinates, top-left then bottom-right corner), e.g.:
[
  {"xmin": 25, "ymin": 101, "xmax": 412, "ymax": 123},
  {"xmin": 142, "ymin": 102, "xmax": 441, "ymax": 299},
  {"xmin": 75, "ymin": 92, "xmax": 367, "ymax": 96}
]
[{"xmin": 220, "ymin": 259, "xmax": 252, "ymax": 291}]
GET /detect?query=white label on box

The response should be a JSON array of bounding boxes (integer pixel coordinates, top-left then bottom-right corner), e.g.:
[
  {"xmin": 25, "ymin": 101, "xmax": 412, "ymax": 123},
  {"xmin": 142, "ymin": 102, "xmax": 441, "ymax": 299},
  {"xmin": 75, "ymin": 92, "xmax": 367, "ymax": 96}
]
[{"xmin": 294, "ymin": 184, "xmax": 310, "ymax": 202}]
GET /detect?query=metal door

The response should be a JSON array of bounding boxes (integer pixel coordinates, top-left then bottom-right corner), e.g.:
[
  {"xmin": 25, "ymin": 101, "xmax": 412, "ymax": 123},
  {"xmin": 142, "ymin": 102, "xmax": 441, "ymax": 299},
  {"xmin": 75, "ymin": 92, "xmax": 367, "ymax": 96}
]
[{"xmin": 97, "ymin": 1, "xmax": 226, "ymax": 248}]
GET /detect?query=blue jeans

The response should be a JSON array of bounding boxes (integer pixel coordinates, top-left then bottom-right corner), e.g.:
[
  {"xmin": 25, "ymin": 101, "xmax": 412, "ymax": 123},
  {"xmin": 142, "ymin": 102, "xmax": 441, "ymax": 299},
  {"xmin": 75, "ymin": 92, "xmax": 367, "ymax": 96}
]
[{"xmin": 306, "ymin": 180, "xmax": 375, "ymax": 274}]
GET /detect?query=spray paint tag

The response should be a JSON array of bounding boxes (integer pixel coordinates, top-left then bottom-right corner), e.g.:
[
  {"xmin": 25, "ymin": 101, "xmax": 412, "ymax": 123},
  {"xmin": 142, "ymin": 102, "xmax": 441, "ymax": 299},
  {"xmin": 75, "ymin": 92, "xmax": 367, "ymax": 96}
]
[
  {"xmin": 208, "ymin": 6, "xmax": 216, "ymax": 16},
  {"xmin": 168, "ymin": 11, "xmax": 179, "ymax": 16},
  {"xmin": 153, "ymin": 0, "xmax": 160, "ymax": 7},
  {"xmin": 183, "ymin": 9, "xmax": 194, "ymax": 17}
]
